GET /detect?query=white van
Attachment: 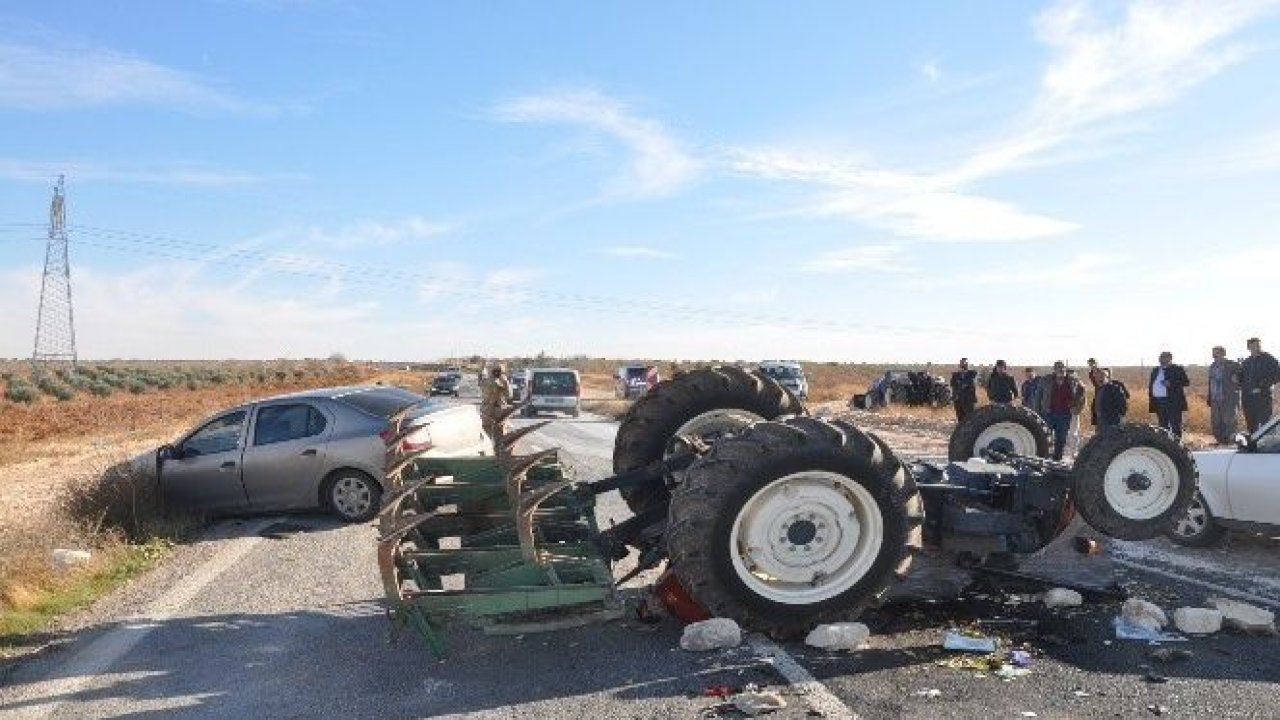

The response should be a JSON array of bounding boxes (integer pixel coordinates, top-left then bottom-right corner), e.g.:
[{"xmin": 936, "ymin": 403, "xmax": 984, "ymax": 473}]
[
  {"xmin": 758, "ymin": 360, "xmax": 809, "ymax": 400},
  {"xmin": 522, "ymin": 368, "xmax": 581, "ymax": 418}
]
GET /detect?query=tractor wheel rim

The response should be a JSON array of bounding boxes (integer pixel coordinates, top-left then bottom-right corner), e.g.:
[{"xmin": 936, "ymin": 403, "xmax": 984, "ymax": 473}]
[
  {"xmin": 973, "ymin": 422, "xmax": 1038, "ymax": 458},
  {"xmin": 333, "ymin": 476, "xmax": 372, "ymax": 517},
  {"xmin": 1172, "ymin": 495, "xmax": 1208, "ymax": 537},
  {"xmin": 729, "ymin": 470, "xmax": 883, "ymax": 605},
  {"xmin": 1102, "ymin": 447, "xmax": 1180, "ymax": 521},
  {"xmin": 665, "ymin": 410, "xmax": 763, "ymax": 478}
]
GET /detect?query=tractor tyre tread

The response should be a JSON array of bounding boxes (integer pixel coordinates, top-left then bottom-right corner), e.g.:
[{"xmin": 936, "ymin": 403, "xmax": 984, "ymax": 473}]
[{"xmin": 948, "ymin": 403, "xmax": 1052, "ymax": 461}]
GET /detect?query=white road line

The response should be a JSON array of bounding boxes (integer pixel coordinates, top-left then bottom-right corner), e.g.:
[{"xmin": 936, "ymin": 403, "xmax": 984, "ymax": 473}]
[
  {"xmin": 747, "ymin": 635, "xmax": 857, "ymax": 720},
  {"xmin": 1111, "ymin": 557, "xmax": 1280, "ymax": 611},
  {"xmin": 1, "ymin": 520, "xmax": 272, "ymax": 720}
]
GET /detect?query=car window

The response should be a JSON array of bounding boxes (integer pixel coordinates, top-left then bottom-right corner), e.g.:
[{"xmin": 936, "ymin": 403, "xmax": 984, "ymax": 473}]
[
  {"xmin": 184, "ymin": 411, "xmax": 247, "ymax": 456},
  {"xmin": 532, "ymin": 372, "xmax": 578, "ymax": 395},
  {"xmin": 1256, "ymin": 421, "xmax": 1280, "ymax": 454},
  {"xmin": 334, "ymin": 387, "xmax": 425, "ymax": 418},
  {"xmin": 254, "ymin": 404, "xmax": 327, "ymax": 446}
]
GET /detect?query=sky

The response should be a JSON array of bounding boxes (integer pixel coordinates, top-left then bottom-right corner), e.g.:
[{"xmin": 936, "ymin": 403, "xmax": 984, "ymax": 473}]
[{"xmin": 0, "ymin": 0, "xmax": 1277, "ymax": 365}]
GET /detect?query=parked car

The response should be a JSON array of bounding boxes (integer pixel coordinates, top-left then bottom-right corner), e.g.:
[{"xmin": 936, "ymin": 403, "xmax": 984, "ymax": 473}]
[
  {"xmin": 615, "ymin": 364, "xmax": 658, "ymax": 399},
  {"xmin": 153, "ymin": 386, "xmax": 491, "ymax": 522},
  {"xmin": 429, "ymin": 371, "xmax": 462, "ymax": 396},
  {"xmin": 522, "ymin": 368, "xmax": 581, "ymax": 417},
  {"xmin": 1167, "ymin": 415, "xmax": 1280, "ymax": 546},
  {"xmin": 758, "ymin": 360, "xmax": 809, "ymax": 400}
]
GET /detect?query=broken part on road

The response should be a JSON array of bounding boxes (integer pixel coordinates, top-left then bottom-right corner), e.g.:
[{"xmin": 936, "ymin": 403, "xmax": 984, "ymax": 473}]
[{"xmin": 375, "ymin": 366, "xmax": 1199, "ymax": 653}]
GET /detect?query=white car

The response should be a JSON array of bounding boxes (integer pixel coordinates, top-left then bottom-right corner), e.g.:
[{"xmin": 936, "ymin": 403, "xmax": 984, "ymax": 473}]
[{"xmin": 1168, "ymin": 414, "xmax": 1280, "ymax": 546}]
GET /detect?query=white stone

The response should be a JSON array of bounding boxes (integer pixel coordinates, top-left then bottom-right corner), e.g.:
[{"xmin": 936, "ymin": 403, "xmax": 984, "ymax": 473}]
[
  {"xmin": 729, "ymin": 689, "xmax": 786, "ymax": 716},
  {"xmin": 1121, "ymin": 599, "xmax": 1167, "ymax": 631},
  {"xmin": 679, "ymin": 618, "xmax": 742, "ymax": 651},
  {"xmin": 1172, "ymin": 607, "xmax": 1223, "ymax": 635},
  {"xmin": 1207, "ymin": 597, "xmax": 1276, "ymax": 634},
  {"xmin": 1043, "ymin": 588, "xmax": 1084, "ymax": 608},
  {"xmin": 804, "ymin": 622, "xmax": 870, "ymax": 651},
  {"xmin": 50, "ymin": 549, "xmax": 92, "ymax": 571}
]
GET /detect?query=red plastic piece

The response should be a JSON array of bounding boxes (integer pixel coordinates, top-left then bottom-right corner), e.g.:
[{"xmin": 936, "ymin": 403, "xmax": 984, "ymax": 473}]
[{"xmin": 653, "ymin": 571, "xmax": 711, "ymax": 624}]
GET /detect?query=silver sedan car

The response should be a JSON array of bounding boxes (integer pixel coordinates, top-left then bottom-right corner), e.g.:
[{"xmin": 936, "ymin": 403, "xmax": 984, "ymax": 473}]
[{"xmin": 156, "ymin": 385, "xmax": 491, "ymax": 522}]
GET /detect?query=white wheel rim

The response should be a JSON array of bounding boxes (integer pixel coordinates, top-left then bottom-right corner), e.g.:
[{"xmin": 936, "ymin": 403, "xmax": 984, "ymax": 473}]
[
  {"xmin": 333, "ymin": 476, "xmax": 372, "ymax": 517},
  {"xmin": 972, "ymin": 422, "xmax": 1038, "ymax": 458},
  {"xmin": 1172, "ymin": 495, "xmax": 1208, "ymax": 537},
  {"xmin": 665, "ymin": 409, "xmax": 763, "ymax": 465},
  {"xmin": 1102, "ymin": 447, "xmax": 1180, "ymax": 521},
  {"xmin": 729, "ymin": 470, "xmax": 884, "ymax": 605}
]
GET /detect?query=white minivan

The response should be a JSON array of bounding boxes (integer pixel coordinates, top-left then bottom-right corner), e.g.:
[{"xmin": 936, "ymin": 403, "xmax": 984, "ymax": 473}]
[{"xmin": 522, "ymin": 368, "xmax": 582, "ymax": 418}]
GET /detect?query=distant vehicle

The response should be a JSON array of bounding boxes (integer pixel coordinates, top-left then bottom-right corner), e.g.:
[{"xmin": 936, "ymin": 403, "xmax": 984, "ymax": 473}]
[
  {"xmin": 615, "ymin": 364, "xmax": 658, "ymax": 399},
  {"xmin": 151, "ymin": 386, "xmax": 491, "ymax": 522},
  {"xmin": 853, "ymin": 370, "xmax": 952, "ymax": 409},
  {"xmin": 522, "ymin": 368, "xmax": 581, "ymax": 418},
  {"xmin": 1167, "ymin": 415, "xmax": 1280, "ymax": 547},
  {"xmin": 429, "ymin": 372, "xmax": 462, "ymax": 397},
  {"xmin": 758, "ymin": 360, "xmax": 809, "ymax": 400},
  {"xmin": 509, "ymin": 371, "xmax": 528, "ymax": 401}
]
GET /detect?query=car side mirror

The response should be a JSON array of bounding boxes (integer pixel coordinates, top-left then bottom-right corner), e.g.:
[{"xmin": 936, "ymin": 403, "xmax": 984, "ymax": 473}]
[{"xmin": 1233, "ymin": 431, "xmax": 1255, "ymax": 452}]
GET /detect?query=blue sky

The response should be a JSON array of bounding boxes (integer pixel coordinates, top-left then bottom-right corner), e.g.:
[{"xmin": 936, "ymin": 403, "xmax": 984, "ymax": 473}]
[{"xmin": 1, "ymin": 1, "xmax": 1277, "ymax": 365}]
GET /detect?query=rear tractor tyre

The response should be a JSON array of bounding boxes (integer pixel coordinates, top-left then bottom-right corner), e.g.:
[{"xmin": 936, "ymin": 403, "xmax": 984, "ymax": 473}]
[
  {"xmin": 323, "ymin": 469, "xmax": 382, "ymax": 523},
  {"xmin": 666, "ymin": 417, "xmax": 923, "ymax": 638},
  {"xmin": 948, "ymin": 404, "xmax": 1051, "ymax": 461},
  {"xmin": 1071, "ymin": 424, "xmax": 1196, "ymax": 540},
  {"xmin": 613, "ymin": 366, "xmax": 804, "ymax": 514}
]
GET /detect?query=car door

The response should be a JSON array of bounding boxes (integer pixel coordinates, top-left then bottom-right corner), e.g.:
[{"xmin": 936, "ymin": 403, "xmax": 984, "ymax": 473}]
[
  {"xmin": 1225, "ymin": 419, "xmax": 1280, "ymax": 524},
  {"xmin": 160, "ymin": 410, "xmax": 250, "ymax": 514},
  {"xmin": 240, "ymin": 402, "xmax": 333, "ymax": 511}
]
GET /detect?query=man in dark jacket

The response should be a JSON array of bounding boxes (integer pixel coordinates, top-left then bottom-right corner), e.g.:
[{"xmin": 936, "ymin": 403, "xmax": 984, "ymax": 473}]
[
  {"xmin": 1097, "ymin": 368, "xmax": 1130, "ymax": 427},
  {"xmin": 986, "ymin": 359, "xmax": 1019, "ymax": 404},
  {"xmin": 1149, "ymin": 351, "xmax": 1190, "ymax": 438},
  {"xmin": 1241, "ymin": 337, "xmax": 1280, "ymax": 433},
  {"xmin": 950, "ymin": 358, "xmax": 978, "ymax": 422},
  {"xmin": 1021, "ymin": 367, "xmax": 1040, "ymax": 415}
]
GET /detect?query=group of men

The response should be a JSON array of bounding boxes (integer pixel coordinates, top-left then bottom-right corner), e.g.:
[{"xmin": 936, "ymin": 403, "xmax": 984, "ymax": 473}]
[{"xmin": 946, "ymin": 337, "xmax": 1280, "ymax": 459}]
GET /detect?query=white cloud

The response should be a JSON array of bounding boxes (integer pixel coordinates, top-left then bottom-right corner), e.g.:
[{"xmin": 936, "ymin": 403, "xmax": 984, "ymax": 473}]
[
  {"xmin": 0, "ymin": 36, "xmax": 270, "ymax": 114},
  {"xmin": 799, "ymin": 244, "xmax": 915, "ymax": 273},
  {"xmin": 919, "ymin": 61, "xmax": 942, "ymax": 82},
  {"xmin": 595, "ymin": 245, "xmax": 676, "ymax": 260},
  {"xmin": 0, "ymin": 159, "xmax": 286, "ymax": 186},
  {"xmin": 301, "ymin": 217, "xmax": 456, "ymax": 249},
  {"xmin": 494, "ymin": 89, "xmax": 701, "ymax": 199}
]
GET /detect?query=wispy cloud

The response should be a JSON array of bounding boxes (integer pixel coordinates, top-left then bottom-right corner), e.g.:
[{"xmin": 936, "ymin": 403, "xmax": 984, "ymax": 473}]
[
  {"xmin": 494, "ymin": 89, "xmax": 701, "ymax": 199},
  {"xmin": 595, "ymin": 245, "xmax": 676, "ymax": 260},
  {"xmin": 799, "ymin": 244, "xmax": 915, "ymax": 273},
  {"xmin": 0, "ymin": 158, "xmax": 294, "ymax": 186},
  {"xmin": 919, "ymin": 61, "xmax": 942, "ymax": 82},
  {"xmin": 301, "ymin": 218, "xmax": 457, "ymax": 249},
  {"xmin": 0, "ymin": 33, "xmax": 274, "ymax": 114}
]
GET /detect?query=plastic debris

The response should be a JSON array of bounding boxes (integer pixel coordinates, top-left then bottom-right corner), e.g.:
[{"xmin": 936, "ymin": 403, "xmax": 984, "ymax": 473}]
[
  {"xmin": 996, "ymin": 664, "xmax": 1032, "ymax": 681},
  {"xmin": 1172, "ymin": 607, "xmax": 1223, "ymax": 635},
  {"xmin": 1114, "ymin": 617, "xmax": 1186, "ymax": 643},
  {"xmin": 1121, "ymin": 599, "xmax": 1168, "ymax": 631},
  {"xmin": 1043, "ymin": 588, "xmax": 1084, "ymax": 608},
  {"xmin": 1147, "ymin": 648, "xmax": 1193, "ymax": 663},
  {"xmin": 727, "ymin": 686, "xmax": 786, "ymax": 716},
  {"xmin": 1008, "ymin": 650, "xmax": 1033, "ymax": 668},
  {"xmin": 1072, "ymin": 689, "xmax": 1091, "ymax": 698},
  {"xmin": 804, "ymin": 622, "xmax": 869, "ymax": 651},
  {"xmin": 936, "ymin": 655, "xmax": 1004, "ymax": 672},
  {"xmin": 702, "ymin": 685, "xmax": 735, "ymax": 699},
  {"xmin": 1206, "ymin": 597, "xmax": 1276, "ymax": 634},
  {"xmin": 1147, "ymin": 705, "xmax": 1170, "ymax": 716},
  {"xmin": 943, "ymin": 631, "xmax": 997, "ymax": 653},
  {"xmin": 680, "ymin": 618, "xmax": 742, "ymax": 652},
  {"xmin": 914, "ymin": 689, "xmax": 942, "ymax": 698},
  {"xmin": 1020, "ymin": 712, "xmax": 1039, "ymax": 717}
]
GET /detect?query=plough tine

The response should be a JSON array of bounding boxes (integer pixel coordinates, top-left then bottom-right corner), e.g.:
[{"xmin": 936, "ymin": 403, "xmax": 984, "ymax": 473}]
[
  {"xmin": 501, "ymin": 446, "xmax": 559, "ymax": 477},
  {"xmin": 498, "ymin": 421, "xmax": 552, "ymax": 455},
  {"xmin": 517, "ymin": 480, "xmax": 575, "ymax": 562},
  {"xmin": 378, "ymin": 510, "xmax": 442, "ymax": 544},
  {"xmin": 495, "ymin": 403, "xmax": 526, "ymax": 426},
  {"xmin": 377, "ymin": 475, "xmax": 439, "ymax": 521},
  {"xmin": 386, "ymin": 446, "xmax": 444, "ymax": 482}
]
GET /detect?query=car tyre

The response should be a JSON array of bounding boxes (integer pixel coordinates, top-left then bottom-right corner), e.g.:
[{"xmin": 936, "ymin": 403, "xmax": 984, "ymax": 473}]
[
  {"xmin": 323, "ymin": 469, "xmax": 382, "ymax": 523},
  {"xmin": 1166, "ymin": 492, "xmax": 1228, "ymax": 547}
]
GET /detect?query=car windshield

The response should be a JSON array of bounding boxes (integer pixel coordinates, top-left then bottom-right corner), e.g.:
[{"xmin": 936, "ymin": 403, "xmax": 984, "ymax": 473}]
[
  {"xmin": 532, "ymin": 372, "xmax": 578, "ymax": 396},
  {"xmin": 624, "ymin": 367, "xmax": 648, "ymax": 380},
  {"xmin": 764, "ymin": 366, "xmax": 801, "ymax": 379},
  {"xmin": 334, "ymin": 387, "xmax": 426, "ymax": 418}
]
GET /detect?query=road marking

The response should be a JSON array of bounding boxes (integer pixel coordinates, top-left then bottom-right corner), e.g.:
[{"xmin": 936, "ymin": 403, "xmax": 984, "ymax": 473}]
[
  {"xmin": 1, "ymin": 520, "xmax": 272, "ymax": 720},
  {"xmin": 1112, "ymin": 557, "xmax": 1280, "ymax": 611},
  {"xmin": 747, "ymin": 635, "xmax": 858, "ymax": 719}
]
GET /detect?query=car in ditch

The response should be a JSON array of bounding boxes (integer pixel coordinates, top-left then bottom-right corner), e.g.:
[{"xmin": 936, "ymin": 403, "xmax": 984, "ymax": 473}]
[
  {"xmin": 153, "ymin": 385, "xmax": 491, "ymax": 522},
  {"xmin": 1167, "ymin": 414, "xmax": 1280, "ymax": 546}
]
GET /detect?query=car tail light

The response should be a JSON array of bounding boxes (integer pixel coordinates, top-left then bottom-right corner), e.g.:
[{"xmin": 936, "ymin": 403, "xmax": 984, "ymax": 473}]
[
  {"xmin": 378, "ymin": 425, "xmax": 397, "ymax": 444},
  {"xmin": 379, "ymin": 424, "xmax": 432, "ymax": 453}
]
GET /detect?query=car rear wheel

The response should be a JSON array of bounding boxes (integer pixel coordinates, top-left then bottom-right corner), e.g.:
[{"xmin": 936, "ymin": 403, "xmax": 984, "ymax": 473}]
[
  {"xmin": 1166, "ymin": 493, "xmax": 1227, "ymax": 547},
  {"xmin": 324, "ymin": 470, "xmax": 382, "ymax": 523}
]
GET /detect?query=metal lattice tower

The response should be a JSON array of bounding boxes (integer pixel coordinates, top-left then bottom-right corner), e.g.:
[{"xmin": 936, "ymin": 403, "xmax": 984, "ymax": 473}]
[{"xmin": 32, "ymin": 175, "xmax": 78, "ymax": 368}]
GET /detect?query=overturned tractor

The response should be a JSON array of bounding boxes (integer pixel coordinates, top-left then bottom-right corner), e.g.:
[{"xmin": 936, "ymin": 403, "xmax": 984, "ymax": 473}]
[{"xmin": 377, "ymin": 367, "xmax": 1196, "ymax": 650}]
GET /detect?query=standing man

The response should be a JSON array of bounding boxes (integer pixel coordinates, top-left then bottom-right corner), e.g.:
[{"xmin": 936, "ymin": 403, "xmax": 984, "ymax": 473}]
[
  {"xmin": 480, "ymin": 364, "xmax": 513, "ymax": 443},
  {"xmin": 950, "ymin": 358, "xmax": 978, "ymax": 422},
  {"xmin": 1149, "ymin": 351, "xmax": 1190, "ymax": 438},
  {"xmin": 1241, "ymin": 337, "xmax": 1280, "ymax": 433},
  {"xmin": 1096, "ymin": 368, "xmax": 1130, "ymax": 428},
  {"xmin": 1037, "ymin": 361, "xmax": 1082, "ymax": 460},
  {"xmin": 1021, "ymin": 367, "xmax": 1040, "ymax": 415},
  {"xmin": 1207, "ymin": 346, "xmax": 1242, "ymax": 445},
  {"xmin": 1086, "ymin": 358, "xmax": 1106, "ymax": 427},
  {"xmin": 986, "ymin": 360, "xmax": 1019, "ymax": 404}
]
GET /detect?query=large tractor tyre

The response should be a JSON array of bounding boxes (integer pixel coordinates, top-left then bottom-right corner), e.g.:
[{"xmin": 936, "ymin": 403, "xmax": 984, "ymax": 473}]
[
  {"xmin": 665, "ymin": 417, "xmax": 924, "ymax": 639},
  {"xmin": 613, "ymin": 366, "xmax": 804, "ymax": 514},
  {"xmin": 1166, "ymin": 492, "xmax": 1227, "ymax": 548},
  {"xmin": 1071, "ymin": 424, "xmax": 1197, "ymax": 541},
  {"xmin": 948, "ymin": 404, "xmax": 1051, "ymax": 461}
]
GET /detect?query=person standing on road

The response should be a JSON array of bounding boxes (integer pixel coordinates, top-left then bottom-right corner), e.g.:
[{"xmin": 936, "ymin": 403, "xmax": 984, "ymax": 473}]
[
  {"xmin": 1149, "ymin": 351, "xmax": 1190, "ymax": 439},
  {"xmin": 1241, "ymin": 337, "xmax": 1280, "ymax": 433},
  {"xmin": 1021, "ymin": 368, "xmax": 1040, "ymax": 415},
  {"xmin": 950, "ymin": 358, "xmax": 978, "ymax": 422},
  {"xmin": 480, "ymin": 364, "xmax": 513, "ymax": 442},
  {"xmin": 1086, "ymin": 358, "xmax": 1106, "ymax": 427},
  {"xmin": 1037, "ymin": 361, "xmax": 1081, "ymax": 460},
  {"xmin": 1096, "ymin": 368, "xmax": 1130, "ymax": 428},
  {"xmin": 1207, "ymin": 346, "xmax": 1242, "ymax": 444},
  {"xmin": 986, "ymin": 360, "xmax": 1019, "ymax": 404}
]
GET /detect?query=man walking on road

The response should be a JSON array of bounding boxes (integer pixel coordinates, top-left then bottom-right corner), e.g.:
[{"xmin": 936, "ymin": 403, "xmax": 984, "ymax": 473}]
[
  {"xmin": 951, "ymin": 358, "xmax": 978, "ymax": 422},
  {"xmin": 1207, "ymin": 346, "xmax": 1242, "ymax": 444},
  {"xmin": 1241, "ymin": 337, "xmax": 1280, "ymax": 433},
  {"xmin": 986, "ymin": 360, "xmax": 1019, "ymax": 405},
  {"xmin": 1149, "ymin": 351, "xmax": 1190, "ymax": 439}
]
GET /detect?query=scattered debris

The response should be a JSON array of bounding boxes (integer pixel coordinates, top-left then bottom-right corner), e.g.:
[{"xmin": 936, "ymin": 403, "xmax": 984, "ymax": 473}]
[
  {"xmin": 804, "ymin": 623, "xmax": 869, "ymax": 651},
  {"xmin": 1172, "ymin": 607, "xmax": 1223, "ymax": 635},
  {"xmin": 1147, "ymin": 705, "xmax": 1171, "ymax": 717},
  {"xmin": 680, "ymin": 618, "xmax": 742, "ymax": 652},
  {"xmin": 1072, "ymin": 536, "xmax": 1103, "ymax": 555},
  {"xmin": 914, "ymin": 688, "xmax": 942, "ymax": 699},
  {"xmin": 1122, "ymin": 599, "xmax": 1168, "ymax": 631},
  {"xmin": 1147, "ymin": 648, "xmax": 1194, "ymax": 664},
  {"xmin": 50, "ymin": 549, "xmax": 91, "ymax": 570},
  {"xmin": 936, "ymin": 654, "xmax": 1004, "ymax": 672},
  {"xmin": 726, "ymin": 685, "xmax": 786, "ymax": 716},
  {"xmin": 1072, "ymin": 689, "xmax": 1091, "ymax": 698},
  {"xmin": 1008, "ymin": 649, "xmax": 1033, "ymax": 668},
  {"xmin": 1020, "ymin": 712, "xmax": 1039, "ymax": 718},
  {"xmin": 1043, "ymin": 588, "xmax": 1084, "ymax": 608},
  {"xmin": 996, "ymin": 664, "xmax": 1032, "ymax": 681},
  {"xmin": 1206, "ymin": 597, "xmax": 1276, "ymax": 635},
  {"xmin": 702, "ymin": 685, "xmax": 736, "ymax": 699},
  {"xmin": 1114, "ymin": 617, "xmax": 1185, "ymax": 643},
  {"xmin": 943, "ymin": 631, "xmax": 997, "ymax": 653}
]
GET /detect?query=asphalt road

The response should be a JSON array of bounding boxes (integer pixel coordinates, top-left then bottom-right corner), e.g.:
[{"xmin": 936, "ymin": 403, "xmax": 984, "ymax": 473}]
[{"xmin": 1, "ymin": 412, "xmax": 1277, "ymax": 719}]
